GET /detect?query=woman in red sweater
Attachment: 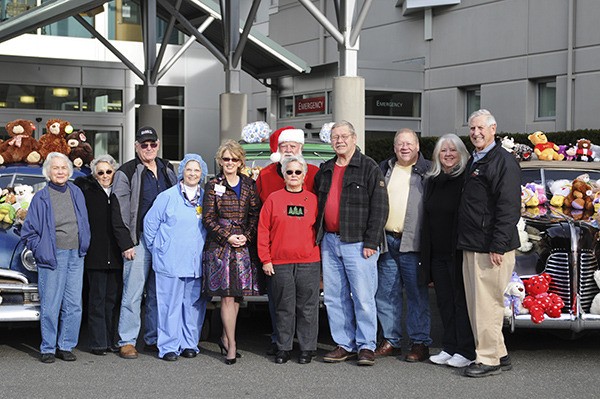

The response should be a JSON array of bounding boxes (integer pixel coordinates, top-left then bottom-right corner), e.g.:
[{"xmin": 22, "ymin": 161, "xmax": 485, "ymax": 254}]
[{"xmin": 258, "ymin": 156, "xmax": 321, "ymax": 365}]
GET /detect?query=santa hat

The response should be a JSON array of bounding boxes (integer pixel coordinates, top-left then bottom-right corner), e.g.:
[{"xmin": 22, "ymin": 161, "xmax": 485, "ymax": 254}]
[{"xmin": 269, "ymin": 126, "xmax": 305, "ymax": 163}]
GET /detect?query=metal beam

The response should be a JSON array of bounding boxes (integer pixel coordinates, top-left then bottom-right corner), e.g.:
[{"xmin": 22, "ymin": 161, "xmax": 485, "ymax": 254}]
[
  {"xmin": 232, "ymin": 0, "xmax": 262, "ymax": 68},
  {"xmin": 152, "ymin": 0, "xmax": 183, "ymax": 84},
  {"xmin": 73, "ymin": 14, "xmax": 145, "ymax": 81},
  {"xmin": 157, "ymin": 0, "xmax": 227, "ymax": 65},
  {"xmin": 349, "ymin": 0, "xmax": 372, "ymax": 46},
  {"xmin": 298, "ymin": 0, "xmax": 344, "ymax": 45}
]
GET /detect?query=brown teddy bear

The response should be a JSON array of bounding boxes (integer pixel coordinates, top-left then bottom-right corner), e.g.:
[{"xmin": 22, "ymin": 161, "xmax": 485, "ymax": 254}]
[
  {"xmin": 66, "ymin": 130, "xmax": 93, "ymax": 168},
  {"xmin": 563, "ymin": 178, "xmax": 594, "ymax": 211},
  {"xmin": 0, "ymin": 119, "xmax": 41, "ymax": 165},
  {"xmin": 576, "ymin": 138, "xmax": 594, "ymax": 162},
  {"xmin": 39, "ymin": 118, "xmax": 73, "ymax": 160},
  {"xmin": 528, "ymin": 131, "xmax": 564, "ymax": 161}
]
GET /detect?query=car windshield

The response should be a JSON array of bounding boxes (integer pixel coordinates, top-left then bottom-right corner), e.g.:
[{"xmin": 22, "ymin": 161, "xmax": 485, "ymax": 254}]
[{"xmin": 0, "ymin": 174, "xmax": 47, "ymax": 194}]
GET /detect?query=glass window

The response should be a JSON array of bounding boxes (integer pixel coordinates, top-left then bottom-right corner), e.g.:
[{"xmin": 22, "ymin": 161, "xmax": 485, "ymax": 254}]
[
  {"xmin": 0, "ymin": 84, "xmax": 79, "ymax": 110},
  {"xmin": 40, "ymin": 0, "xmax": 95, "ymax": 38},
  {"xmin": 82, "ymin": 88, "xmax": 123, "ymax": 112},
  {"xmin": 135, "ymin": 86, "xmax": 184, "ymax": 106},
  {"xmin": 365, "ymin": 91, "xmax": 421, "ymax": 117},
  {"xmin": 86, "ymin": 129, "xmax": 121, "ymax": 162},
  {"xmin": 1, "ymin": 0, "xmax": 36, "ymax": 20},
  {"xmin": 107, "ymin": 0, "xmax": 181, "ymax": 43},
  {"xmin": 537, "ymin": 80, "xmax": 556, "ymax": 119},
  {"xmin": 465, "ymin": 87, "xmax": 481, "ymax": 121},
  {"xmin": 279, "ymin": 96, "xmax": 294, "ymax": 118},
  {"xmin": 162, "ymin": 109, "xmax": 184, "ymax": 161}
]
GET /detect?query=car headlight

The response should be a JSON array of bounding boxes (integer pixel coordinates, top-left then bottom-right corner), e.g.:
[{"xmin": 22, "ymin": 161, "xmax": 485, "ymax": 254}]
[{"xmin": 21, "ymin": 248, "xmax": 37, "ymax": 272}]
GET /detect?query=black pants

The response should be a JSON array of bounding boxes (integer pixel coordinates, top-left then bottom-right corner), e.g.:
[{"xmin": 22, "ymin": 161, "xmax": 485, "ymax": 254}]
[
  {"xmin": 270, "ymin": 262, "xmax": 320, "ymax": 352},
  {"xmin": 87, "ymin": 269, "xmax": 122, "ymax": 350},
  {"xmin": 430, "ymin": 254, "xmax": 476, "ymax": 360}
]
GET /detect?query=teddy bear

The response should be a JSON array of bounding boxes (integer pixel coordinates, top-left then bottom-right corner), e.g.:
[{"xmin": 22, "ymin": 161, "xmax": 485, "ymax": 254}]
[
  {"xmin": 576, "ymin": 138, "xmax": 594, "ymax": 162},
  {"xmin": 66, "ymin": 130, "xmax": 93, "ymax": 168},
  {"xmin": 589, "ymin": 270, "xmax": 600, "ymax": 315},
  {"xmin": 0, "ymin": 202, "xmax": 15, "ymax": 225},
  {"xmin": 12, "ymin": 184, "xmax": 34, "ymax": 224},
  {"xmin": 504, "ymin": 272, "xmax": 527, "ymax": 317},
  {"xmin": 528, "ymin": 131, "xmax": 564, "ymax": 161},
  {"xmin": 522, "ymin": 273, "xmax": 565, "ymax": 324},
  {"xmin": 549, "ymin": 179, "xmax": 572, "ymax": 207},
  {"xmin": 501, "ymin": 136, "xmax": 515, "ymax": 153},
  {"xmin": 563, "ymin": 178, "xmax": 594, "ymax": 211},
  {"xmin": 0, "ymin": 119, "xmax": 41, "ymax": 165},
  {"xmin": 513, "ymin": 143, "xmax": 533, "ymax": 161},
  {"xmin": 521, "ymin": 185, "xmax": 539, "ymax": 208},
  {"xmin": 38, "ymin": 118, "xmax": 73, "ymax": 160}
]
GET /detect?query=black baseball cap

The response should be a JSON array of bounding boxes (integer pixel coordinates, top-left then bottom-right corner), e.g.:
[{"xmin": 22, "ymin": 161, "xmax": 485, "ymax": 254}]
[{"xmin": 136, "ymin": 126, "xmax": 158, "ymax": 143}]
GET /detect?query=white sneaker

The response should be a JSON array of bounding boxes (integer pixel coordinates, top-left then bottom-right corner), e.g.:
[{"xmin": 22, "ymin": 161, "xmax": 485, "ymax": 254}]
[
  {"xmin": 429, "ymin": 351, "xmax": 452, "ymax": 365},
  {"xmin": 447, "ymin": 353, "xmax": 475, "ymax": 368}
]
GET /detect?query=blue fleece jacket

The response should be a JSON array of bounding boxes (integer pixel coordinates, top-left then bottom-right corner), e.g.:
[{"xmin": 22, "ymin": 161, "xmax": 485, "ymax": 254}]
[{"xmin": 21, "ymin": 182, "xmax": 91, "ymax": 270}]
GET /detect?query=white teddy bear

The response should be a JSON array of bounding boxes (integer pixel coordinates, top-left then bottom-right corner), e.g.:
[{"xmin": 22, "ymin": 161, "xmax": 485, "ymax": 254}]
[
  {"xmin": 504, "ymin": 273, "xmax": 528, "ymax": 317},
  {"xmin": 589, "ymin": 270, "xmax": 600, "ymax": 315},
  {"xmin": 501, "ymin": 136, "xmax": 515, "ymax": 153},
  {"xmin": 517, "ymin": 217, "xmax": 533, "ymax": 252}
]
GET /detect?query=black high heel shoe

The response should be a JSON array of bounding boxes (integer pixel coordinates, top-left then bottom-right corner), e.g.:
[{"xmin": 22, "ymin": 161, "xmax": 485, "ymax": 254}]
[
  {"xmin": 224, "ymin": 357, "xmax": 237, "ymax": 365},
  {"xmin": 218, "ymin": 338, "xmax": 241, "ymax": 358}
]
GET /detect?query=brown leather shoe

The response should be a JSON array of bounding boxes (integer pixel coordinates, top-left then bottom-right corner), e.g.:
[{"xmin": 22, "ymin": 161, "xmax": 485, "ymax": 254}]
[
  {"xmin": 119, "ymin": 344, "xmax": 138, "ymax": 359},
  {"xmin": 323, "ymin": 346, "xmax": 357, "ymax": 363},
  {"xmin": 357, "ymin": 349, "xmax": 375, "ymax": 366},
  {"xmin": 405, "ymin": 343, "xmax": 429, "ymax": 362},
  {"xmin": 374, "ymin": 340, "xmax": 401, "ymax": 357}
]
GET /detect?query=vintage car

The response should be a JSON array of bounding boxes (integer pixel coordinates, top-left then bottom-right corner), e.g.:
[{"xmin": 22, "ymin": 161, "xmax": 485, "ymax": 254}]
[
  {"xmin": 507, "ymin": 160, "xmax": 600, "ymax": 334},
  {"xmin": 0, "ymin": 164, "xmax": 88, "ymax": 324}
]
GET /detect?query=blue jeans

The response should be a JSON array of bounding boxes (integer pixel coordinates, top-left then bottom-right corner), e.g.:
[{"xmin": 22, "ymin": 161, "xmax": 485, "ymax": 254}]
[
  {"xmin": 117, "ymin": 234, "xmax": 157, "ymax": 347},
  {"xmin": 322, "ymin": 233, "xmax": 378, "ymax": 352},
  {"xmin": 376, "ymin": 234, "xmax": 432, "ymax": 347},
  {"xmin": 38, "ymin": 249, "xmax": 84, "ymax": 354}
]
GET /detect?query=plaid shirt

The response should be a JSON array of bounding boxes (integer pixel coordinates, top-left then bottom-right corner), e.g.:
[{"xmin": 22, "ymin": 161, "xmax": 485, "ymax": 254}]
[{"xmin": 314, "ymin": 149, "xmax": 389, "ymax": 250}]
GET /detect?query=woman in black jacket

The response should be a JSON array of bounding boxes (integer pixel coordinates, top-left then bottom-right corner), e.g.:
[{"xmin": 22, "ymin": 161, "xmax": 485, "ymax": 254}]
[
  {"xmin": 75, "ymin": 154, "xmax": 123, "ymax": 355},
  {"xmin": 421, "ymin": 134, "xmax": 476, "ymax": 368}
]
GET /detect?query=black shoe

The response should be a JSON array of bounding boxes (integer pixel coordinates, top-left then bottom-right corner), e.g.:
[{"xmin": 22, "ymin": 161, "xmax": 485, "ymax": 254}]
[
  {"xmin": 107, "ymin": 345, "xmax": 120, "ymax": 353},
  {"xmin": 266, "ymin": 342, "xmax": 278, "ymax": 356},
  {"xmin": 464, "ymin": 363, "xmax": 501, "ymax": 378},
  {"xmin": 56, "ymin": 350, "xmax": 77, "ymax": 361},
  {"xmin": 224, "ymin": 357, "xmax": 237, "ymax": 365},
  {"xmin": 144, "ymin": 343, "xmax": 159, "ymax": 353},
  {"xmin": 298, "ymin": 351, "xmax": 315, "ymax": 364},
  {"xmin": 218, "ymin": 338, "xmax": 241, "ymax": 358},
  {"xmin": 162, "ymin": 352, "xmax": 178, "ymax": 361},
  {"xmin": 90, "ymin": 348, "xmax": 107, "ymax": 356},
  {"xmin": 275, "ymin": 350, "xmax": 290, "ymax": 364},
  {"xmin": 40, "ymin": 353, "xmax": 55, "ymax": 364},
  {"xmin": 181, "ymin": 348, "xmax": 197, "ymax": 358},
  {"xmin": 500, "ymin": 355, "xmax": 512, "ymax": 371}
]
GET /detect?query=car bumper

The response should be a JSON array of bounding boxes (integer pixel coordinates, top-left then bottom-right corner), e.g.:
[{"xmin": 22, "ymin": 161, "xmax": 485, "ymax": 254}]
[
  {"xmin": 0, "ymin": 304, "xmax": 40, "ymax": 322},
  {"xmin": 506, "ymin": 313, "xmax": 600, "ymax": 333}
]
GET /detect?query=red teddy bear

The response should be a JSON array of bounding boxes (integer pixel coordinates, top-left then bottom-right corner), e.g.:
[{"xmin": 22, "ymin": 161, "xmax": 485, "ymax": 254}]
[{"xmin": 522, "ymin": 273, "xmax": 565, "ymax": 324}]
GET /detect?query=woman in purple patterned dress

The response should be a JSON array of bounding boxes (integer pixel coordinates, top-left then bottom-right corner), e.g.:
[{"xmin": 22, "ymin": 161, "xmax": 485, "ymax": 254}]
[{"xmin": 202, "ymin": 139, "xmax": 261, "ymax": 364}]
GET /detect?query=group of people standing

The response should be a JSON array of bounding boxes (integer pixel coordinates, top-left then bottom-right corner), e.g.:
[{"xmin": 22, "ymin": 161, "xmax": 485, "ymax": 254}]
[{"xmin": 24, "ymin": 109, "xmax": 520, "ymax": 378}]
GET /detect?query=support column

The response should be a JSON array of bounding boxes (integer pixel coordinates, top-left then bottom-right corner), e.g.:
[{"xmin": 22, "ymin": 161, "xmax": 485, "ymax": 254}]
[
  {"xmin": 138, "ymin": 103, "xmax": 163, "ymax": 154},
  {"xmin": 333, "ymin": 76, "xmax": 365, "ymax": 151},
  {"xmin": 220, "ymin": 92, "xmax": 247, "ymax": 143}
]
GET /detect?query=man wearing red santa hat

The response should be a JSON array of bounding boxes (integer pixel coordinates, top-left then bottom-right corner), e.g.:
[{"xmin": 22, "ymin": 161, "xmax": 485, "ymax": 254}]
[
  {"xmin": 256, "ymin": 126, "xmax": 319, "ymax": 203},
  {"xmin": 255, "ymin": 126, "xmax": 320, "ymax": 356}
]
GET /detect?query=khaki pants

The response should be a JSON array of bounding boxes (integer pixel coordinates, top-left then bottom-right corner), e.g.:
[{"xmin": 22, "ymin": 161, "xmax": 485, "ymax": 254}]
[{"xmin": 462, "ymin": 250, "xmax": 515, "ymax": 366}]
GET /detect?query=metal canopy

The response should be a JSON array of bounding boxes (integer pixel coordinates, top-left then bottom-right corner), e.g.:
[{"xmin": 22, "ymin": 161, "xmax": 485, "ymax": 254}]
[{"xmin": 0, "ymin": 0, "xmax": 310, "ymax": 80}]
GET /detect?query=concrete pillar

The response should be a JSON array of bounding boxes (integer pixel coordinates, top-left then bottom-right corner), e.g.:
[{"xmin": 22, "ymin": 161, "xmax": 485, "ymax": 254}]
[
  {"xmin": 138, "ymin": 103, "xmax": 163, "ymax": 156},
  {"xmin": 333, "ymin": 76, "xmax": 365, "ymax": 151},
  {"xmin": 220, "ymin": 92, "xmax": 247, "ymax": 143}
]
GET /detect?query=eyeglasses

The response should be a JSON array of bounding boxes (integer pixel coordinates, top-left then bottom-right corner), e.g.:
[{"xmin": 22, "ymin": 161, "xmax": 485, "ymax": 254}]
[
  {"xmin": 331, "ymin": 134, "xmax": 353, "ymax": 142},
  {"xmin": 140, "ymin": 142, "xmax": 158, "ymax": 149},
  {"xmin": 96, "ymin": 170, "xmax": 113, "ymax": 176},
  {"xmin": 222, "ymin": 157, "xmax": 240, "ymax": 163},
  {"xmin": 285, "ymin": 170, "xmax": 303, "ymax": 175}
]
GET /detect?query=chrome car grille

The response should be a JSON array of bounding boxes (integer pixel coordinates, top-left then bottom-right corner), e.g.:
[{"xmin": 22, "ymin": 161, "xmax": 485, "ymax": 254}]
[{"xmin": 544, "ymin": 249, "xmax": 599, "ymax": 312}]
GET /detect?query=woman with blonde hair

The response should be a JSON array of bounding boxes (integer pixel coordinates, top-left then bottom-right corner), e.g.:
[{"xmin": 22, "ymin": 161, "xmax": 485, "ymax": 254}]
[{"xmin": 202, "ymin": 139, "xmax": 261, "ymax": 365}]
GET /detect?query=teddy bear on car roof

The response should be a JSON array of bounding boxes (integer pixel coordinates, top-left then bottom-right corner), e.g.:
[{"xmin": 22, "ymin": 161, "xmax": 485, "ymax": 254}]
[
  {"xmin": 39, "ymin": 118, "xmax": 73, "ymax": 160},
  {"xmin": 66, "ymin": 130, "xmax": 93, "ymax": 168},
  {"xmin": 0, "ymin": 119, "xmax": 41, "ymax": 165}
]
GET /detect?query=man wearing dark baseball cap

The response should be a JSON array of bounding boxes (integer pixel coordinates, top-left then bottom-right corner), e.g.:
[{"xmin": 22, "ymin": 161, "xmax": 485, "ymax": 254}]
[{"xmin": 111, "ymin": 125, "xmax": 177, "ymax": 359}]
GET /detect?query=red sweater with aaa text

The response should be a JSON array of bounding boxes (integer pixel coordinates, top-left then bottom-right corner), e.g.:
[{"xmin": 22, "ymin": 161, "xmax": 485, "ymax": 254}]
[{"xmin": 257, "ymin": 188, "xmax": 320, "ymax": 265}]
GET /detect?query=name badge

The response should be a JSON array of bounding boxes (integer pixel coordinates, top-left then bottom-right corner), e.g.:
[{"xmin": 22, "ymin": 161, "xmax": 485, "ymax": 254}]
[{"xmin": 215, "ymin": 184, "xmax": 226, "ymax": 196}]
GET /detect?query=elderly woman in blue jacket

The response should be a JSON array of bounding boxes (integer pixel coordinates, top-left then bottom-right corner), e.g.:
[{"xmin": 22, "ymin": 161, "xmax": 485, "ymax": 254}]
[
  {"xmin": 21, "ymin": 152, "xmax": 91, "ymax": 364},
  {"xmin": 144, "ymin": 153, "xmax": 209, "ymax": 361}
]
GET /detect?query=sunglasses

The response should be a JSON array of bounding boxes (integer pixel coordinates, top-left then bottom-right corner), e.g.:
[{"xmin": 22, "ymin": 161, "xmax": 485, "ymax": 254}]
[
  {"xmin": 222, "ymin": 157, "xmax": 240, "ymax": 163},
  {"xmin": 285, "ymin": 170, "xmax": 303, "ymax": 175},
  {"xmin": 140, "ymin": 142, "xmax": 158, "ymax": 149},
  {"xmin": 97, "ymin": 170, "xmax": 113, "ymax": 176}
]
